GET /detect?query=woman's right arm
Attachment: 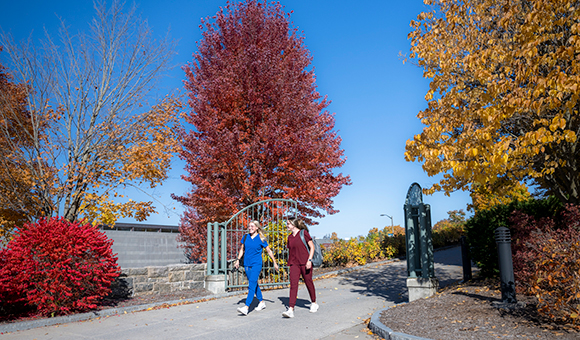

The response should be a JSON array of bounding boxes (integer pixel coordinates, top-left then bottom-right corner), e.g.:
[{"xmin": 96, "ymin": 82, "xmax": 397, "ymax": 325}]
[{"xmin": 235, "ymin": 244, "xmax": 244, "ymax": 269}]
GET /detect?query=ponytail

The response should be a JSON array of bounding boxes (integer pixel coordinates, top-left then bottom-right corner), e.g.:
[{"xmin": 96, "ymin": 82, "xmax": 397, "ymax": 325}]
[{"xmin": 288, "ymin": 217, "xmax": 309, "ymax": 233}]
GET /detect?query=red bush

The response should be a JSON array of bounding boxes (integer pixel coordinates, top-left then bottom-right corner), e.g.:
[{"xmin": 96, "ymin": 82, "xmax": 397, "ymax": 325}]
[
  {"xmin": 509, "ymin": 210, "xmax": 555, "ymax": 294},
  {"xmin": 528, "ymin": 225, "xmax": 580, "ymax": 324},
  {"xmin": 510, "ymin": 204, "xmax": 580, "ymax": 324},
  {"xmin": 0, "ymin": 217, "xmax": 120, "ymax": 316}
]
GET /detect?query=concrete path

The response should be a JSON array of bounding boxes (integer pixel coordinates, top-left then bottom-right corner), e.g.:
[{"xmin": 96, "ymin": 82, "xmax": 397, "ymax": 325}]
[{"xmin": 1, "ymin": 246, "xmax": 471, "ymax": 340}]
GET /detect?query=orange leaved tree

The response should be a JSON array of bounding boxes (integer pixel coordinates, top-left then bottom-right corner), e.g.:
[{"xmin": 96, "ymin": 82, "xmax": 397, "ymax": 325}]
[
  {"xmin": 0, "ymin": 47, "xmax": 44, "ymax": 243},
  {"xmin": 0, "ymin": 1, "xmax": 180, "ymax": 231},
  {"xmin": 405, "ymin": 0, "xmax": 580, "ymax": 208},
  {"xmin": 174, "ymin": 0, "xmax": 351, "ymax": 261}
]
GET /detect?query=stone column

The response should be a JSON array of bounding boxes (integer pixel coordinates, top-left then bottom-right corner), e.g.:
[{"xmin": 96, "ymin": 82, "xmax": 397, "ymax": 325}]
[
  {"xmin": 205, "ymin": 274, "xmax": 226, "ymax": 294},
  {"xmin": 407, "ymin": 277, "xmax": 439, "ymax": 302}
]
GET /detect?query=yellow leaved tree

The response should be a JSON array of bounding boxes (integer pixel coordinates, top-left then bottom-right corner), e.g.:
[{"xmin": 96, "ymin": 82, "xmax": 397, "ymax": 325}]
[
  {"xmin": 405, "ymin": 0, "xmax": 580, "ymax": 207},
  {"xmin": 0, "ymin": 1, "xmax": 181, "ymax": 238}
]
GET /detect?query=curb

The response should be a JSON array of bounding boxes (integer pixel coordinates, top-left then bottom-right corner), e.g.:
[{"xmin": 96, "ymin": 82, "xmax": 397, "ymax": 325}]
[{"xmin": 369, "ymin": 304, "xmax": 432, "ymax": 340}]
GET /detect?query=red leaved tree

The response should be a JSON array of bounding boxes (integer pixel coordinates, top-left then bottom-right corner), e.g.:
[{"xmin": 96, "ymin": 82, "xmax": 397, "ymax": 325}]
[{"xmin": 174, "ymin": 0, "xmax": 351, "ymax": 262}]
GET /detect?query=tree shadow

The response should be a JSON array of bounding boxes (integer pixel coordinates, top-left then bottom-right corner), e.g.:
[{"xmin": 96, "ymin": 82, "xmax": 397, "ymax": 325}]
[
  {"xmin": 334, "ymin": 247, "xmax": 472, "ymax": 303},
  {"xmin": 336, "ymin": 262, "xmax": 409, "ymax": 303}
]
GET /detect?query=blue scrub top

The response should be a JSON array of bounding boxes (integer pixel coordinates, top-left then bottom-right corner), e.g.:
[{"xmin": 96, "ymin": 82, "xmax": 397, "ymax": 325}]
[{"xmin": 242, "ymin": 234, "xmax": 268, "ymax": 267}]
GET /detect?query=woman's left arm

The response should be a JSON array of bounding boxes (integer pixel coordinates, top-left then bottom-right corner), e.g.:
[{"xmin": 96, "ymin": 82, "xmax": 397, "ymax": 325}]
[
  {"xmin": 265, "ymin": 246, "xmax": 279, "ymax": 271},
  {"xmin": 306, "ymin": 240, "xmax": 315, "ymax": 269}
]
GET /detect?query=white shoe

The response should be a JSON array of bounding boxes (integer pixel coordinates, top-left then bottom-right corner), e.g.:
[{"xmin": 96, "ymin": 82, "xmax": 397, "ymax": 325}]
[
  {"xmin": 237, "ymin": 305, "xmax": 248, "ymax": 315},
  {"xmin": 282, "ymin": 308, "xmax": 294, "ymax": 318},
  {"xmin": 256, "ymin": 301, "xmax": 266, "ymax": 311},
  {"xmin": 310, "ymin": 302, "xmax": 319, "ymax": 313}
]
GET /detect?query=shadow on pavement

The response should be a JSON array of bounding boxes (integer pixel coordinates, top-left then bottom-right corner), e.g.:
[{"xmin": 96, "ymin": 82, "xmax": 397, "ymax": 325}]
[
  {"xmin": 338, "ymin": 263, "xmax": 409, "ymax": 303},
  {"xmin": 332, "ymin": 247, "xmax": 475, "ymax": 303}
]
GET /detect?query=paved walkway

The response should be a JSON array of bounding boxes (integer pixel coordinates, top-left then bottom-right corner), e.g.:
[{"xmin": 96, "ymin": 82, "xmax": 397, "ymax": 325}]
[{"xmin": 1, "ymin": 246, "xmax": 471, "ymax": 340}]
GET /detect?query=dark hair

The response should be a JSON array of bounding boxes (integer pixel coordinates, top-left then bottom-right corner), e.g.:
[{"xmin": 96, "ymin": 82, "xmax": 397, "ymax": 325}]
[{"xmin": 288, "ymin": 217, "xmax": 309, "ymax": 232}]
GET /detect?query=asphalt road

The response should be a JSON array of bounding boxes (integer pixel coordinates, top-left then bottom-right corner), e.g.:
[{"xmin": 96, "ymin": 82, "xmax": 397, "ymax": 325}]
[{"xmin": 1, "ymin": 246, "xmax": 470, "ymax": 340}]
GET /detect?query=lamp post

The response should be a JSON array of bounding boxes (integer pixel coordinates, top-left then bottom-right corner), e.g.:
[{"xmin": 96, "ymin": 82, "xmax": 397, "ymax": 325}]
[{"xmin": 380, "ymin": 214, "xmax": 394, "ymax": 236}]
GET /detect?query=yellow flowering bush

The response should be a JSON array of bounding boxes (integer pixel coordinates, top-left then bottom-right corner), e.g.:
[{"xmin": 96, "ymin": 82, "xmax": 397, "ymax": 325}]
[{"xmin": 323, "ymin": 216, "xmax": 466, "ymax": 268}]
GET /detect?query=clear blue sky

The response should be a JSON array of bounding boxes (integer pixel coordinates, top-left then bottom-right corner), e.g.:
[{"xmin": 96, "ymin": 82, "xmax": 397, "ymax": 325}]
[{"xmin": 0, "ymin": 0, "xmax": 472, "ymax": 239}]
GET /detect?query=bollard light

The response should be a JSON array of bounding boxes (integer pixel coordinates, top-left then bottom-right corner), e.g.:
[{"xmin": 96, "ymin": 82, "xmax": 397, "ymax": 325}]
[{"xmin": 495, "ymin": 227, "xmax": 517, "ymax": 303}]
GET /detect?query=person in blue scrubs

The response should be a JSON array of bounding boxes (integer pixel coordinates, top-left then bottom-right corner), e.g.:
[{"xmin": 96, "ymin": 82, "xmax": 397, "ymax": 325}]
[{"xmin": 234, "ymin": 220, "xmax": 279, "ymax": 315}]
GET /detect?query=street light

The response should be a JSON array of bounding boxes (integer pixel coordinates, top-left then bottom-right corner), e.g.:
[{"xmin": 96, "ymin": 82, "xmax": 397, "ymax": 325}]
[{"xmin": 380, "ymin": 214, "xmax": 394, "ymax": 236}]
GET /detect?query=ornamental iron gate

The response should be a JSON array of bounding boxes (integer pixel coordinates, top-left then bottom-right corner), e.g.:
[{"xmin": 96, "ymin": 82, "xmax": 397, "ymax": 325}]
[{"xmin": 206, "ymin": 199, "xmax": 298, "ymax": 290}]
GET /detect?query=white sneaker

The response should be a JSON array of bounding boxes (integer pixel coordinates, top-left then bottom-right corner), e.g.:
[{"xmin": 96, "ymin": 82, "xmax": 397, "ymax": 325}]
[
  {"xmin": 310, "ymin": 302, "xmax": 319, "ymax": 313},
  {"xmin": 282, "ymin": 308, "xmax": 294, "ymax": 318},
  {"xmin": 237, "ymin": 305, "xmax": 248, "ymax": 316},
  {"xmin": 256, "ymin": 301, "xmax": 266, "ymax": 311}
]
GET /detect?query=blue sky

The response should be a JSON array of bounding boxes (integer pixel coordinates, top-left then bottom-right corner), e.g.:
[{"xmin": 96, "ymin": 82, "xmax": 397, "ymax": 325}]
[{"xmin": 0, "ymin": 0, "xmax": 472, "ymax": 239}]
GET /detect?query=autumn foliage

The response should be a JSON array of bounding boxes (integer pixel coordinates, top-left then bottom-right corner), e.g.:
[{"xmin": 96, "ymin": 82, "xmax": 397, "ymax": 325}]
[
  {"xmin": 0, "ymin": 217, "xmax": 120, "ymax": 317},
  {"xmin": 510, "ymin": 205, "xmax": 580, "ymax": 324},
  {"xmin": 176, "ymin": 0, "xmax": 350, "ymax": 261},
  {"xmin": 0, "ymin": 2, "xmax": 180, "ymax": 229},
  {"xmin": 405, "ymin": 0, "xmax": 580, "ymax": 208},
  {"xmin": 0, "ymin": 48, "xmax": 42, "ymax": 243},
  {"xmin": 321, "ymin": 221, "xmax": 462, "ymax": 268},
  {"xmin": 431, "ymin": 210, "xmax": 466, "ymax": 248}
]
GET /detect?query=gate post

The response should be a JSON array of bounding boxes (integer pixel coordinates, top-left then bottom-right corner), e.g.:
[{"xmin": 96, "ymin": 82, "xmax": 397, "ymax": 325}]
[
  {"xmin": 404, "ymin": 183, "xmax": 438, "ymax": 302},
  {"xmin": 205, "ymin": 222, "xmax": 225, "ymax": 294}
]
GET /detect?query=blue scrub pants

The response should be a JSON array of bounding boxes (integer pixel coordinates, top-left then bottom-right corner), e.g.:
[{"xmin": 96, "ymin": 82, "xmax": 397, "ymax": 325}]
[{"xmin": 244, "ymin": 265, "xmax": 262, "ymax": 306}]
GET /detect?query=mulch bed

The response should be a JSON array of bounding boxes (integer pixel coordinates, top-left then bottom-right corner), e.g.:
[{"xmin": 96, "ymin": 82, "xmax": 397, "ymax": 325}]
[{"xmin": 379, "ymin": 277, "xmax": 580, "ymax": 340}]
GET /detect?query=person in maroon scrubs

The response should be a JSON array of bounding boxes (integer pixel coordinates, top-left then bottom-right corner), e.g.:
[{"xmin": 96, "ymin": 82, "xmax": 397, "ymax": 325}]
[{"xmin": 282, "ymin": 217, "xmax": 318, "ymax": 318}]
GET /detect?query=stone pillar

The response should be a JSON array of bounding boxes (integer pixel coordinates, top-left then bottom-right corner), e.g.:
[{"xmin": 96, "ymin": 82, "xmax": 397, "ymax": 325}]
[
  {"xmin": 407, "ymin": 277, "xmax": 439, "ymax": 302},
  {"xmin": 205, "ymin": 274, "xmax": 226, "ymax": 294}
]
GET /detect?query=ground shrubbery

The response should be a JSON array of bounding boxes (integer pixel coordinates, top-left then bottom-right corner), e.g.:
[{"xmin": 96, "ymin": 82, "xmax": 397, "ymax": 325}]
[
  {"xmin": 466, "ymin": 198, "xmax": 579, "ymax": 325},
  {"xmin": 509, "ymin": 205, "xmax": 580, "ymax": 325},
  {"xmin": 464, "ymin": 197, "xmax": 561, "ymax": 276},
  {"xmin": 322, "ymin": 218, "xmax": 465, "ymax": 268},
  {"xmin": 322, "ymin": 227, "xmax": 392, "ymax": 267},
  {"xmin": 431, "ymin": 210, "xmax": 466, "ymax": 249},
  {"xmin": 0, "ymin": 217, "xmax": 120, "ymax": 318}
]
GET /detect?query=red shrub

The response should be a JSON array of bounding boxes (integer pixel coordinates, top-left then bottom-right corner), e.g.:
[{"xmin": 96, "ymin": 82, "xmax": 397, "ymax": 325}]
[
  {"xmin": 510, "ymin": 204, "xmax": 580, "ymax": 324},
  {"xmin": 509, "ymin": 210, "xmax": 555, "ymax": 294},
  {"xmin": 528, "ymin": 226, "xmax": 580, "ymax": 324},
  {"xmin": 0, "ymin": 217, "xmax": 120, "ymax": 316}
]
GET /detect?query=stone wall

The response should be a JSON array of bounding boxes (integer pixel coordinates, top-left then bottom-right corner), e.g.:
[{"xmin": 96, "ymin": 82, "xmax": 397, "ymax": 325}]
[{"xmin": 117, "ymin": 263, "xmax": 207, "ymax": 296}]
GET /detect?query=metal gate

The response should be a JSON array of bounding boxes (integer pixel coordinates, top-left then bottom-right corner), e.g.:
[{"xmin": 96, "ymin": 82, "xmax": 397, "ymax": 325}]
[{"xmin": 206, "ymin": 199, "xmax": 298, "ymax": 290}]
